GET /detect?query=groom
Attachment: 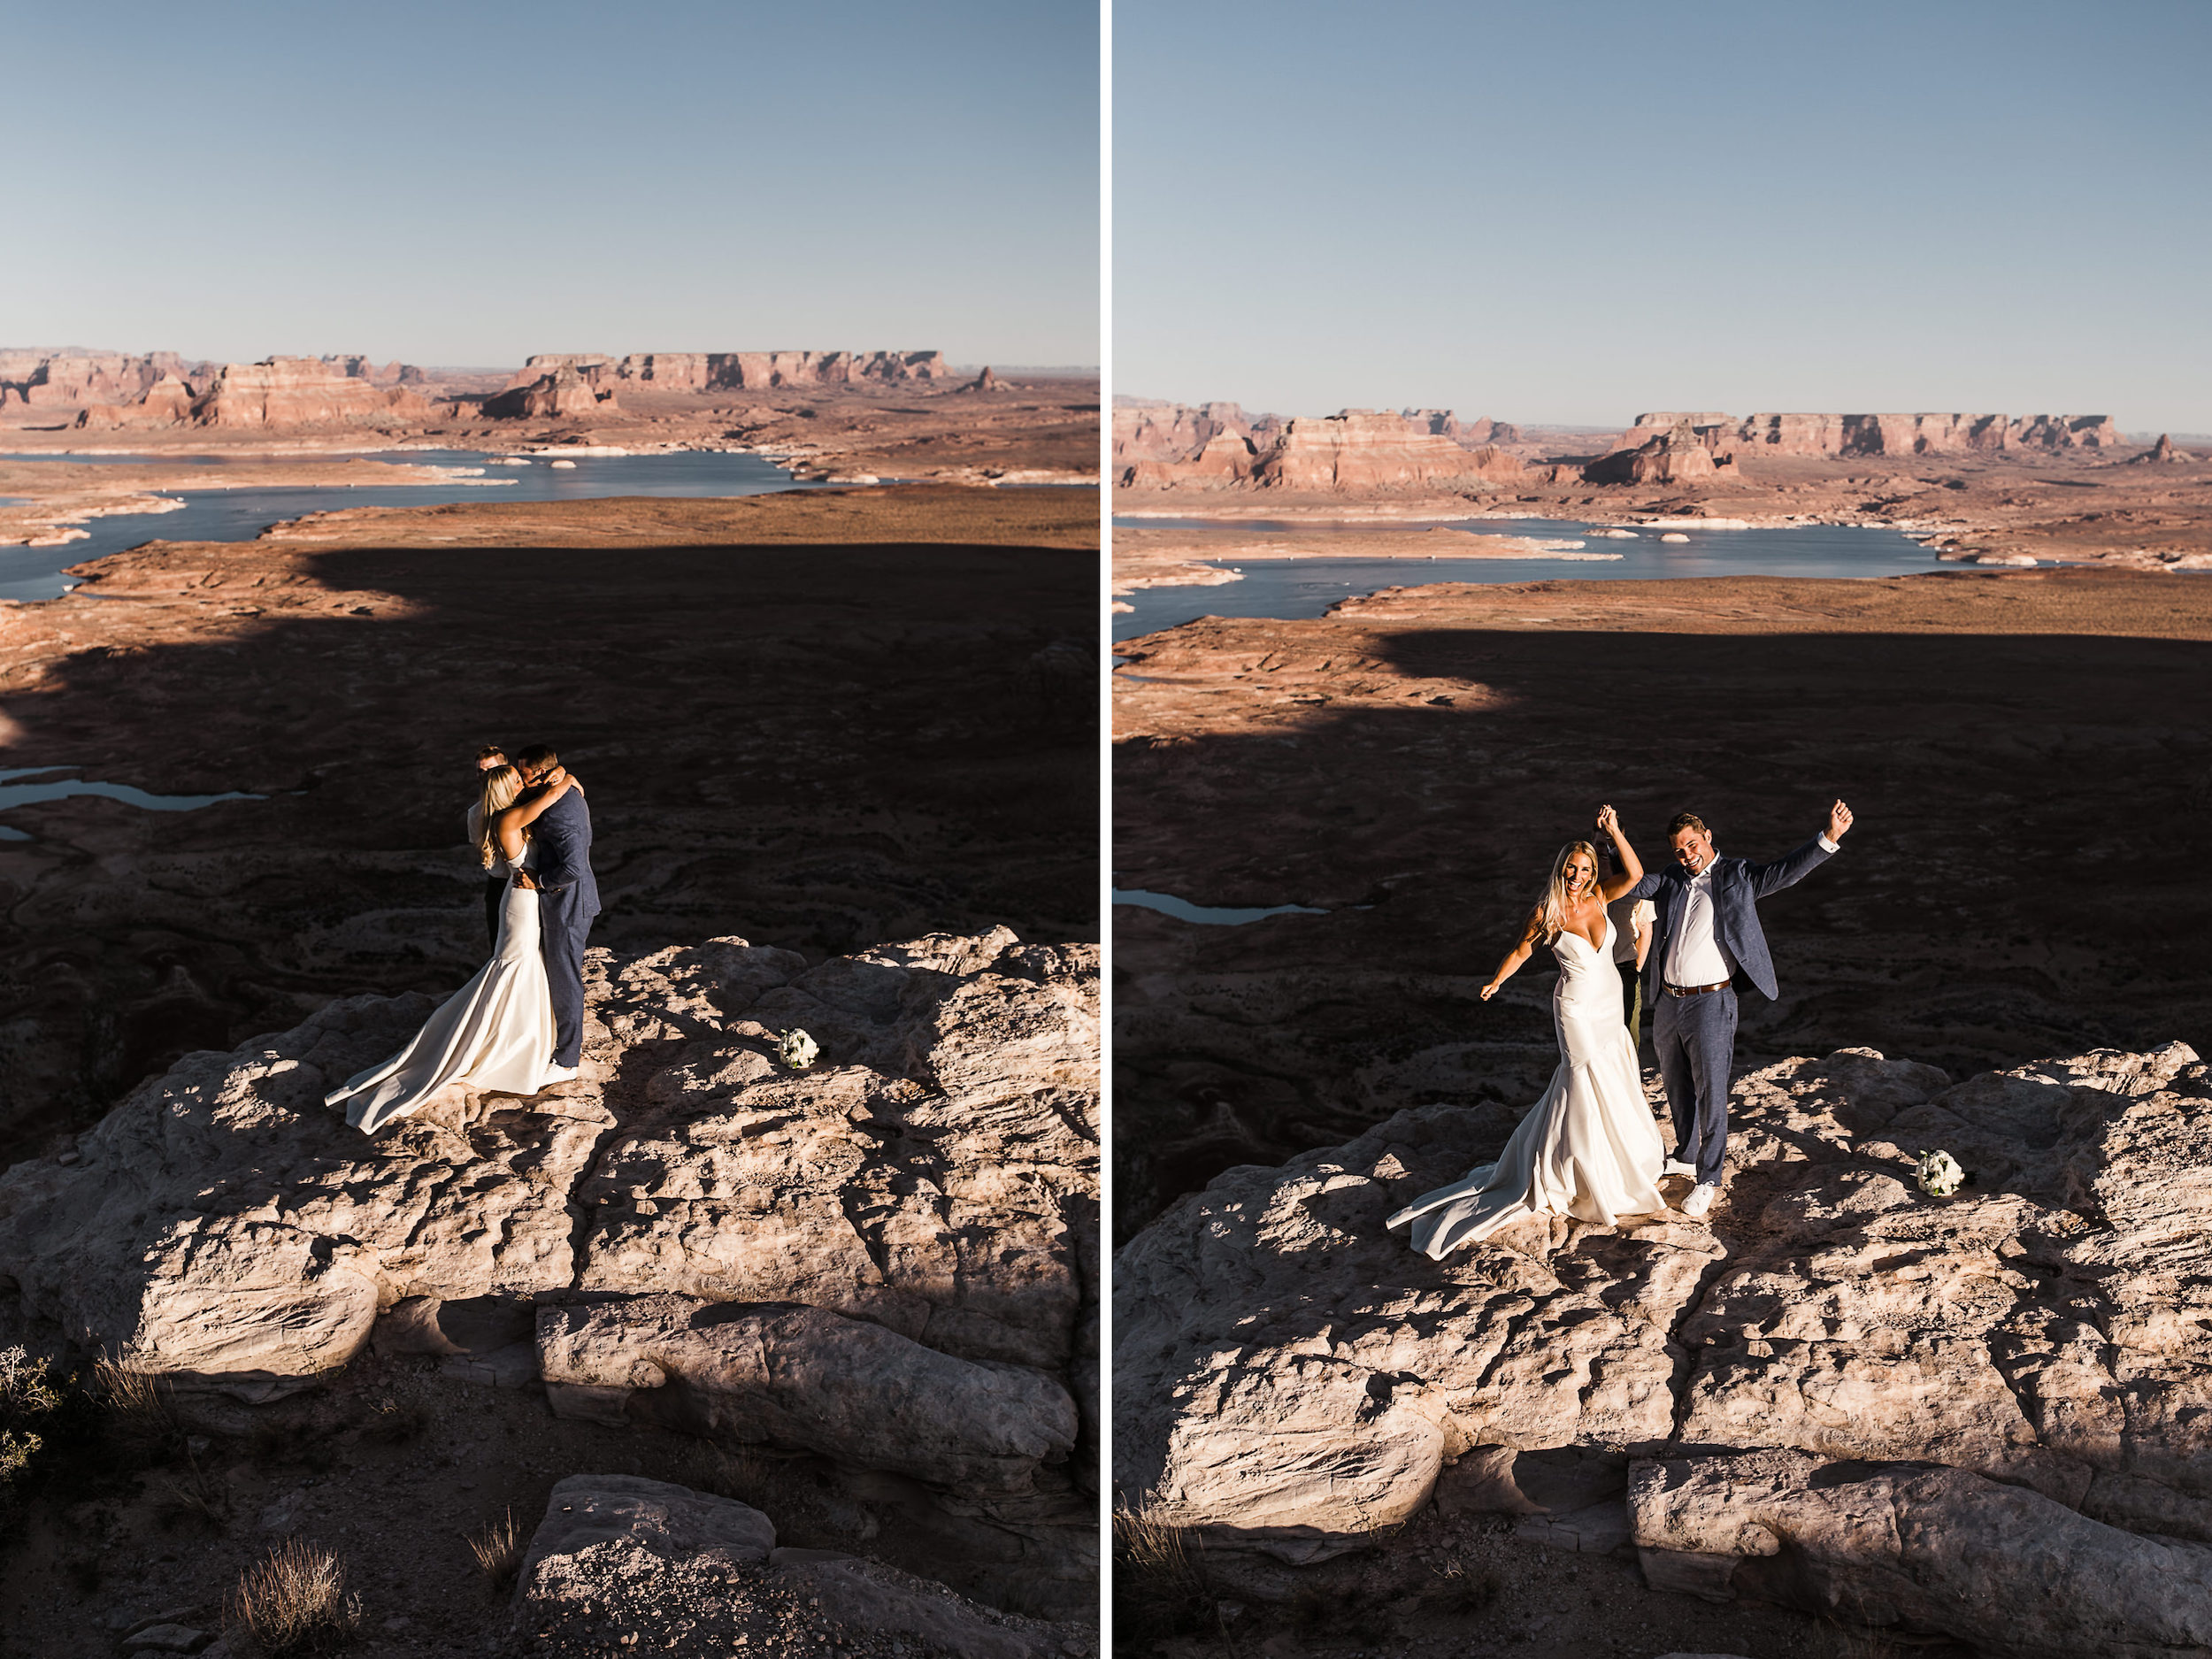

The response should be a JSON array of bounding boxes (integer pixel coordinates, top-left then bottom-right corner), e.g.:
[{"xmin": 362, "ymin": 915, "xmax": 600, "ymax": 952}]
[
  {"xmin": 1622, "ymin": 799, "xmax": 1855, "ymax": 1219},
  {"xmin": 512, "ymin": 743, "xmax": 599, "ymax": 1088}
]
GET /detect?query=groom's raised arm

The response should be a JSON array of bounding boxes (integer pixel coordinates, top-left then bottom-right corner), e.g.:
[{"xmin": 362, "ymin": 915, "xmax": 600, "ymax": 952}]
[{"xmin": 1746, "ymin": 800, "xmax": 1853, "ymax": 899}]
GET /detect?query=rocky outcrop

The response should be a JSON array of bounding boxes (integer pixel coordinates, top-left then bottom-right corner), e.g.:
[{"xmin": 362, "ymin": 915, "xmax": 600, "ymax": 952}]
[
  {"xmin": 511, "ymin": 350, "xmax": 951, "ymax": 393},
  {"xmin": 511, "ymin": 1474, "xmax": 1082, "ymax": 1658},
  {"xmin": 2132, "ymin": 433, "xmax": 2193, "ymax": 464},
  {"xmin": 0, "ymin": 349, "xmax": 202, "ymax": 410},
  {"xmin": 188, "ymin": 357, "xmax": 436, "ymax": 427},
  {"xmin": 1112, "ymin": 1039, "xmax": 2212, "ymax": 1654},
  {"xmin": 1632, "ymin": 1451, "xmax": 2212, "ymax": 1659},
  {"xmin": 72, "ymin": 374, "xmax": 198, "ymax": 430},
  {"xmin": 1584, "ymin": 417, "xmax": 1736, "ymax": 485},
  {"xmin": 0, "ymin": 926, "xmax": 1097, "ymax": 1589},
  {"xmin": 1620, "ymin": 411, "xmax": 2128, "ymax": 457},
  {"xmin": 481, "ymin": 365, "xmax": 614, "ymax": 421},
  {"xmin": 1251, "ymin": 411, "xmax": 1526, "ymax": 492},
  {"xmin": 1114, "ymin": 403, "xmax": 1518, "ymax": 491}
]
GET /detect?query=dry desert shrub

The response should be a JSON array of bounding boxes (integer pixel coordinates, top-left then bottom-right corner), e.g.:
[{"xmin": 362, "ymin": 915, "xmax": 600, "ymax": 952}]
[
  {"xmin": 1113, "ymin": 1500, "xmax": 1217, "ymax": 1641},
  {"xmin": 156, "ymin": 1451, "xmax": 231, "ymax": 1529},
  {"xmin": 465, "ymin": 1507, "xmax": 526, "ymax": 1592},
  {"xmin": 94, "ymin": 1354, "xmax": 180, "ymax": 1461},
  {"xmin": 228, "ymin": 1538, "xmax": 363, "ymax": 1655}
]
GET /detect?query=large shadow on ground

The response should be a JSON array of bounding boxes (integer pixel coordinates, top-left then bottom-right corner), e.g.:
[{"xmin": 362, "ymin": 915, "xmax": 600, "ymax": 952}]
[
  {"xmin": 0, "ymin": 506, "xmax": 1096, "ymax": 1164},
  {"xmin": 1112, "ymin": 619, "xmax": 2212, "ymax": 1239}
]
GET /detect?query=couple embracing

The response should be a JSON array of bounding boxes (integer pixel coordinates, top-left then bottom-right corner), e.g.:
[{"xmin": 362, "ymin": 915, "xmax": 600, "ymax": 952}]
[
  {"xmin": 1390, "ymin": 798, "xmax": 1854, "ymax": 1255},
  {"xmin": 325, "ymin": 743, "xmax": 601, "ymax": 1134}
]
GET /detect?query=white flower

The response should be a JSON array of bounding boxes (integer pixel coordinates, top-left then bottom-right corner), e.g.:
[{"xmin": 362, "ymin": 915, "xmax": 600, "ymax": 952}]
[
  {"xmin": 1916, "ymin": 1148, "xmax": 1965, "ymax": 1197},
  {"xmin": 777, "ymin": 1028, "xmax": 819, "ymax": 1070}
]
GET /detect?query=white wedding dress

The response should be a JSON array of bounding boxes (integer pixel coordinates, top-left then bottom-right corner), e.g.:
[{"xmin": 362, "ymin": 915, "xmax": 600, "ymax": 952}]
[
  {"xmin": 326, "ymin": 842, "xmax": 555, "ymax": 1134},
  {"xmin": 1389, "ymin": 917, "xmax": 1665, "ymax": 1256}
]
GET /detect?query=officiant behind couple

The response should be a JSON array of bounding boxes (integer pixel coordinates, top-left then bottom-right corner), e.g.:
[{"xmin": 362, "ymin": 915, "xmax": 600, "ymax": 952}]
[
  {"xmin": 1389, "ymin": 796, "xmax": 1853, "ymax": 1256},
  {"xmin": 326, "ymin": 742, "xmax": 603, "ymax": 1135}
]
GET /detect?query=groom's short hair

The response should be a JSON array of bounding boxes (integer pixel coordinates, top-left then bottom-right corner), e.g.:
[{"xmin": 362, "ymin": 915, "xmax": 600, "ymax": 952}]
[
  {"xmin": 1667, "ymin": 811, "xmax": 1709, "ymax": 840},
  {"xmin": 514, "ymin": 744, "xmax": 559, "ymax": 770}
]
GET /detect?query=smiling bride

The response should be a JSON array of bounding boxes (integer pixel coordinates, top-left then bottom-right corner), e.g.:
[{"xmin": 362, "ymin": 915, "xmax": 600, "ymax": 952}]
[{"xmin": 1388, "ymin": 804, "xmax": 1666, "ymax": 1256}]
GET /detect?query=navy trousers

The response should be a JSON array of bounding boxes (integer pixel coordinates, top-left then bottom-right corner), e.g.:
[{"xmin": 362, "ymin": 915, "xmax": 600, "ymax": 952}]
[
  {"xmin": 1652, "ymin": 985, "xmax": 1737, "ymax": 1186},
  {"xmin": 538, "ymin": 885, "xmax": 596, "ymax": 1067}
]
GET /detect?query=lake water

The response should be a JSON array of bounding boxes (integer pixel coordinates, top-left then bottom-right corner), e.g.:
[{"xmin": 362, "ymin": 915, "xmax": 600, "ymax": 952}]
[
  {"xmin": 0, "ymin": 448, "xmax": 818, "ymax": 601},
  {"xmin": 1112, "ymin": 516, "xmax": 1949, "ymax": 640},
  {"xmin": 1113, "ymin": 887, "xmax": 1327, "ymax": 926},
  {"xmin": 0, "ymin": 767, "xmax": 265, "ymax": 841}
]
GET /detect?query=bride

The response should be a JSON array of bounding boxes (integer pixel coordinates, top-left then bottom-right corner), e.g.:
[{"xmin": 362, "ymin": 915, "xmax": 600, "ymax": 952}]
[
  {"xmin": 326, "ymin": 764, "xmax": 580, "ymax": 1134},
  {"xmin": 1389, "ymin": 804, "xmax": 1666, "ymax": 1256}
]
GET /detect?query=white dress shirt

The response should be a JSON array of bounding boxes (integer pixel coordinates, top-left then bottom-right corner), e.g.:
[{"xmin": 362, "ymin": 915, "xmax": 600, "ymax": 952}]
[{"xmin": 1664, "ymin": 834, "xmax": 1839, "ymax": 987}]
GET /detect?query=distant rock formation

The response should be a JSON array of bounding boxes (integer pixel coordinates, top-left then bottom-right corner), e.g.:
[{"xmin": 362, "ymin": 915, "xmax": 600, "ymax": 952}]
[
  {"xmin": 1251, "ymin": 410, "xmax": 1527, "ymax": 492},
  {"xmin": 1619, "ymin": 410, "xmax": 2128, "ymax": 457},
  {"xmin": 481, "ymin": 364, "xmax": 617, "ymax": 421},
  {"xmin": 963, "ymin": 365, "xmax": 1000, "ymax": 393},
  {"xmin": 511, "ymin": 350, "xmax": 951, "ymax": 394},
  {"xmin": 0, "ymin": 349, "xmax": 204, "ymax": 411},
  {"xmin": 1117, "ymin": 405, "xmax": 1525, "ymax": 493},
  {"xmin": 63, "ymin": 357, "xmax": 436, "ymax": 431},
  {"xmin": 181, "ymin": 357, "xmax": 435, "ymax": 428},
  {"xmin": 1583, "ymin": 417, "xmax": 1738, "ymax": 485},
  {"xmin": 2131, "ymin": 433, "xmax": 2192, "ymax": 464},
  {"xmin": 1115, "ymin": 1039, "xmax": 2212, "ymax": 1654}
]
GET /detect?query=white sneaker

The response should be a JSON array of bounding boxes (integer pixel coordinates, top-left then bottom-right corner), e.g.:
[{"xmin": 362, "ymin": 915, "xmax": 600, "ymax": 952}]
[
  {"xmin": 537, "ymin": 1063, "xmax": 580, "ymax": 1089},
  {"xmin": 1663, "ymin": 1159, "xmax": 1697, "ymax": 1179},
  {"xmin": 1681, "ymin": 1182, "xmax": 1718, "ymax": 1220}
]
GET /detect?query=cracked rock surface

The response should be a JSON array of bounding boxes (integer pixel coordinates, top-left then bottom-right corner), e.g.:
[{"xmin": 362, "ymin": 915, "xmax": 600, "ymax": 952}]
[
  {"xmin": 0, "ymin": 926, "xmax": 1098, "ymax": 1599},
  {"xmin": 1113, "ymin": 1041, "xmax": 2211, "ymax": 1655}
]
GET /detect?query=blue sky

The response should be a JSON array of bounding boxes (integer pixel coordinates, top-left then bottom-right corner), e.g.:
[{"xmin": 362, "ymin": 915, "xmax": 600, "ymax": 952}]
[
  {"xmin": 4, "ymin": 1, "xmax": 1099, "ymax": 368},
  {"xmin": 1116, "ymin": 0, "xmax": 2212, "ymax": 433}
]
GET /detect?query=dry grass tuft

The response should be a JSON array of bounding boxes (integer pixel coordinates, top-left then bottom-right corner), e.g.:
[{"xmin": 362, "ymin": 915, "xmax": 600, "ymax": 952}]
[
  {"xmin": 465, "ymin": 1508, "xmax": 526, "ymax": 1591},
  {"xmin": 1113, "ymin": 1499, "xmax": 1217, "ymax": 1641},
  {"xmin": 156, "ymin": 1452, "xmax": 231, "ymax": 1529},
  {"xmin": 228, "ymin": 1538, "xmax": 362, "ymax": 1655},
  {"xmin": 93, "ymin": 1355, "xmax": 180, "ymax": 1462}
]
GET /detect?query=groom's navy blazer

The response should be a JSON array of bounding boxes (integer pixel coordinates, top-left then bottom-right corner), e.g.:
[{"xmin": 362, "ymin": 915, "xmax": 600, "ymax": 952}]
[
  {"xmin": 1625, "ymin": 837, "xmax": 1832, "ymax": 1001},
  {"xmin": 532, "ymin": 788, "xmax": 601, "ymax": 919}
]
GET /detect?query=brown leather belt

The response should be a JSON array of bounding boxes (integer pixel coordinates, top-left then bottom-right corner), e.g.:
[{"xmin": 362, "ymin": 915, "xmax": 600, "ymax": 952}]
[{"xmin": 1663, "ymin": 980, "xmax": 1732, "ymax": 998}]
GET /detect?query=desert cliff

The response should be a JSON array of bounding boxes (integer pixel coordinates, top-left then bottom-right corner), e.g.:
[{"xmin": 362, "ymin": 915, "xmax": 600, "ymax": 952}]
[
  {"xmin": 0, "ymin": 924, "xmax": 1098, "ymax": 1650},
  {"xmin": 1116, "ymin": 1038, "xmax": 2212, "ymax": 1658}
]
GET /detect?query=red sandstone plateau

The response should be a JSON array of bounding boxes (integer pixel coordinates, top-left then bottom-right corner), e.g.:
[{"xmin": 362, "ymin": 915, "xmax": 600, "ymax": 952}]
[
  {"xmin": 4, "ymin": 347, "xmax": 1098, "ymax": 490},
  {"xmin": 1113, "ymin": 399, "xmax": 2212, "ymax": 575},
  {"xmin": 0, "ymin": 486, "xmax": 1095, "ymax": 1171}
]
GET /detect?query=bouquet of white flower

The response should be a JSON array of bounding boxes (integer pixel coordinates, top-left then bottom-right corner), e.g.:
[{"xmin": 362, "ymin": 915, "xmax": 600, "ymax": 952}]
[
  {"xmin": 777, "ymin": 1028, "xmax": 819, "ymax": 1070},
  {"xmin": 1916, "ymin": 1148, "xmax": 1965, "ymax": 1197}
]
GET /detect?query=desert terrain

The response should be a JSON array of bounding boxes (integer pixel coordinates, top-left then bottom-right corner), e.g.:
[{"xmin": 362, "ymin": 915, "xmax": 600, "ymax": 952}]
[
  {"xmin": 0, "ymin": 484, "xmax": 1096, "ymax": 1170},
  {"xmin": 1112, "ymin": 567, "xmax": 2212, "ymax": 1238}
]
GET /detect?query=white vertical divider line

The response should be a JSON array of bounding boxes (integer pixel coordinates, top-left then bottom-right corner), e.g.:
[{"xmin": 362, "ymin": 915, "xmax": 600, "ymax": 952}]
[{"xmin": 1095, "ymin": 0, "xmax": 1116, "ymax": 1642}]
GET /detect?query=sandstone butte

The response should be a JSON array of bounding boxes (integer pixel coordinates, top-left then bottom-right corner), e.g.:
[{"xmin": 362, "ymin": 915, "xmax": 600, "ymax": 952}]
[
  {"xmin": 0, "ymin": 925, "xmax": 1101, "ymax": 1622},
  {"xmin": 1116, "ymin": 1040, "xmax": 2212, "ymax": 1658},
  {"xmin": 1112, "ymin": 402, "xmax": 2137, "ymax": 494},
  {"xmin": 26, "ymin": 346, "xmax": 955, "ymax": 432}
]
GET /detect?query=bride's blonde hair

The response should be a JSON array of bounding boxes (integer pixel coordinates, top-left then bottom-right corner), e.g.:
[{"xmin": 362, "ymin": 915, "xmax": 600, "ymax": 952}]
[
  {"xmin": 1536, "ymin": 840, "xmax": 1602, "ymax": 941},
  {"xmin": 477, "ymin": 764, "xmax": 521, "ymax": 869}
]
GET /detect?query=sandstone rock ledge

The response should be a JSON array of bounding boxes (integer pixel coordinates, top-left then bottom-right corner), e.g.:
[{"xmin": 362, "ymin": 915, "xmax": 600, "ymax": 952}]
[
  {"xmin": 0, "ymin": 926, "xmax": 1098, "ymax": 1610},
  {"xmin": 1113, "ymin": 1041, "xmax": 2212, "ymax": 1657}
]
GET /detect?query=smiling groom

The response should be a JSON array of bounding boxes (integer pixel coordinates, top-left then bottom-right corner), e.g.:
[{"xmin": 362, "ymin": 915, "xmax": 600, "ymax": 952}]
[{"xmin": 1623, "ymin": 798, "xmax": 1855, "ymax": 1219}]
